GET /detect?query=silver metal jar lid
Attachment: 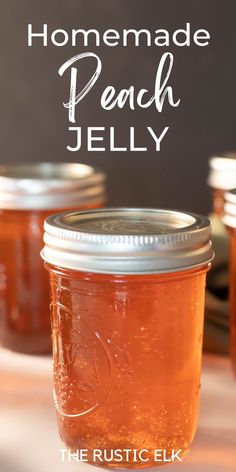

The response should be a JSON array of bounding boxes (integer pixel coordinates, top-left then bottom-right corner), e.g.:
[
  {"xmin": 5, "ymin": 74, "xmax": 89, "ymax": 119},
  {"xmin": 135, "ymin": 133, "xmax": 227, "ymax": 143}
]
[
  {"xmin": 0, "ymin": 162, "xmax": 106, "ymax": 210},
  {"xmin": 41, "ymin": 208, "xmax": 214, "ymax": 275},
  {"xmin": 208, "ymin": 153, "xmax": 236, "ymax": 190},
  {"xmin": 223, "ymin": 188, "xmax": 236, "ymax": 228}
]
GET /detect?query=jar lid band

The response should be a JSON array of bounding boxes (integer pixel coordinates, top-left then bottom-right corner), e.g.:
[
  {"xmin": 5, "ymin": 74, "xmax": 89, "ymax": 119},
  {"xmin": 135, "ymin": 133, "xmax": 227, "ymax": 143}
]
[
  {"xmin": 0, "ymin": 163, "xmax": 106, "ymax": 210},
  {"xmin": 208, "ymin": 155, "xmax": 236, "ymax": 190},
  {"xmin": 41, "ymin": 208, "xmax": 214, "ymax": 275}
]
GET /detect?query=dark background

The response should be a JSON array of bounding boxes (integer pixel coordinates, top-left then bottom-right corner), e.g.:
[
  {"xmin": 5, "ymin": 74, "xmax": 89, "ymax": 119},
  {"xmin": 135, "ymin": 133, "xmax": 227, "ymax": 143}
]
[{"xmin": 1, "ymin": 0, "xmax": 236, "ymax": 214}]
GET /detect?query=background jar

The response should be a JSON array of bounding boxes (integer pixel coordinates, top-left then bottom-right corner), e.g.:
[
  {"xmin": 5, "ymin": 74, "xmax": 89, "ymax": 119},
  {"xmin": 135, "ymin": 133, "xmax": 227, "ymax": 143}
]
[
  {"xmin": 223, "ymin": 189, "xmax": 236, "ymax": 375},
  {"xmin": 42, "ymin": 208, "xmax": 213, "ymax": 468},
  {"xmin": 208, "ymin": 153, "xmax": 236, "ymax": 217},
  {"xmin": 0, "ymin": 163, "xmax": 106, "ymax": 355},
  {"xmin": 204, "ymin": 153, "xmax": 236, "ymax": 354}
]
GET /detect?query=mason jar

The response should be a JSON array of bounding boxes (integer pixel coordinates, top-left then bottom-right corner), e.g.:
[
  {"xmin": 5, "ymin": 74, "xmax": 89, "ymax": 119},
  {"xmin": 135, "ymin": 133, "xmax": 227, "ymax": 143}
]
[
  {"xmin": 0, "ymin": 163, "xmax": 106, "ymax": 354},
  {"xmin": 41, "ymin": 208, "xmax": 213, "ymax": 468},
  {"xmin": 223, "ymin": 189, "xmax": 236, "ymax": 375},
  {"xmin": 208, "ymin": 153, "xmax": 236, "ymax": 217},
  {"xmin": 205, "ymin": 154, "xmax": 236, "ymax": 354}
]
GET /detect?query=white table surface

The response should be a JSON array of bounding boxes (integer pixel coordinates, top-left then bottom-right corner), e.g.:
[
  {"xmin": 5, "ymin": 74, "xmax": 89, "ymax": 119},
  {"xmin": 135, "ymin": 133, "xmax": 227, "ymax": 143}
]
[{"xmin": 0, "ymin": 351, "xmax": 235, "ymax": 472}]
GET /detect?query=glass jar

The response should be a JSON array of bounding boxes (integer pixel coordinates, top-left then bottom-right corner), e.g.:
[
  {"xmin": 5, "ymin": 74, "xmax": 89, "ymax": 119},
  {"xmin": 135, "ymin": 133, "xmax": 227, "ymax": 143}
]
[
  {"xmin": 223, "ymin": 189, "xmax": 236, "ymax": 375},
  {"xmin": 41, "ymin": 208, "xmax": 213, "ymax": 468},
  {"xmin": 208, "ymin": 153, "xmax": 236, "ymax": 217},
  {"xmin": 0, "ymin": 163, "xmax": 106, "ymax": 354},
  {"xmin": 205, "ymin": 154, "xmax": 236, "ymax": 354}
]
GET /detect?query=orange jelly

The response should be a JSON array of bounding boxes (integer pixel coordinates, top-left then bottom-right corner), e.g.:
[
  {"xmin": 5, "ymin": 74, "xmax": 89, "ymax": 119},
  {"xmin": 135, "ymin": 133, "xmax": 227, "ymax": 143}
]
[
  {"xmin": 0, "ymin": 209, "xmax": 53, "ymax": 354},
  {"xmin": 228, "ymin": 229, "xmax": 236, "ymax": 374},
  {"xmin": 42, "ymin": 208, "xmax": 213, "ymax": 468},
  {"xmin": 224, "ymin": 189, "xmax": 236, "ymax": 375},
  {"xmin": 0, "ymin": 163, "xmax": 105, "ymax": 354}
]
